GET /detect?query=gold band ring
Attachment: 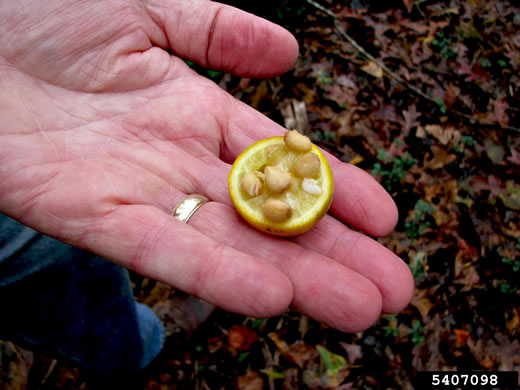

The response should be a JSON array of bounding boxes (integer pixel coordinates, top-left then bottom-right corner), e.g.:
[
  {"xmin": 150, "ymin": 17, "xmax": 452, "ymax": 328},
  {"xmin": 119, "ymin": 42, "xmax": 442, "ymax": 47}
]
[{"xmin": 171, "ymin": 195, "xmax": 209, "ymax": 223}]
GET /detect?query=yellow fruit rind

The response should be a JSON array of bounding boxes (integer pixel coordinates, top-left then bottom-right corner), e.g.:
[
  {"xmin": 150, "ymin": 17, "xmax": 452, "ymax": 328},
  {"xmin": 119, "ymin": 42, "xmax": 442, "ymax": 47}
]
[{"xmin": 228, "ymin": 136, "xmax": 334, "ymax": 237}]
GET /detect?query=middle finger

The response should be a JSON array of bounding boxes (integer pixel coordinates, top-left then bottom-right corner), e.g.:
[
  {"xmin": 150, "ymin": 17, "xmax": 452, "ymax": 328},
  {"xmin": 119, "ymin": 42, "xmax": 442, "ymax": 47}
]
[{"xmin": 188, "ymin": 201, "xmax": 383, "ymax": 332}]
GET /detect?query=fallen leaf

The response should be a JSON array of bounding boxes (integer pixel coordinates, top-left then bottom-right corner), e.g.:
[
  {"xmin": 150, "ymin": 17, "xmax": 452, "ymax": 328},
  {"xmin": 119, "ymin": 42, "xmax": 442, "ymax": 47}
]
[
  {"xmin": 316, "ymin": 346, "xmax": 350, "ymax": 389},
  {"xmin": 349, "ymin": 155, "xmax": 364, "ymax": 165},
  {"xmin": 415, "ymin": 126, "xmax": 427, "ymax": 138},
  {"xmin": 455, "ymin": 261, "xmax": 480, "ymax": 291},
  {"xmin": 484, "ymin": 138, "xmax": 505, "ymax": 164},
  {"xmin": 361, "ymin": 61, "xmax": 383, "ymax": 78},
  {"xmin": 335, "ymin": 75, "xmax": 357, "ymax": 89},
  {"xmin": 250, "ymin": 80, "xmax": 268, "ymax": 109},
  {"xmin": 317, "ymin": 345, "xmax": 347, "ymax": 375},
  {"xmin": 411, "ymin": 289, "xmax": 433, "ymax": 322},
  {"xmin": 402, "ymin": 0, "xmax": 414, "ymax": 13},
  {"xmin": 424, "ymin": 179, "xmax": 458, "ymax": 204},
  {"xmin": 508, "ymin": 147, "xmax": 520, "ymax": 165},
  {"xmin": 325, "ymin": 84, "xmax": 356, "ymax": 107},
  {"xmin": 423, "ymin": 124, "xmax": 461, "ymax": 145},
  {"xmin": 285, "ymin": 342, "xmax": 316, "ymax": 368},
  {"xmin": 401, "ymin": 20, "xmax": 430, "ymax": 35},
  {"xmin": 237, "ymin": 370, "xmax": 264, "ymax": 390},
  {"xmin": 260, "ymin": 368, "xmax": 285, "ymax": 381},
  {"xmin": 340, "ymin": 342, "xmax": 363, "ymax": 363},
  {"xmin": 473, "ymin": 334, "xmax": 519, "ymax": 370},
  {"xmin": 0, "ymin": 341, "xmax": 33, "ymax": 390},
  {"xmin": 268, "ymin": 334, "xmax": 317, "ymax": 368},
  {"xmin": 444, "ymin": 83, "xmax": 460, "ymax": 109},
  {"xmin": 507, "ymin": 137, "xmax": 520, "ymax": 165},
  {"xmin": 267, "ymin": 332, "xmax": 289, "ymax": 354},
  {"xmin": 402, "ymin": 106, "xmax": 421, "ymax": 136},
  {"xmin": 228, "ymin": 325, "xmax": 258, "ymax": 350},
  {"xmin": 498, "ymin": 181, "xmax": 520, "ymax": 210},
  {"xmin": 454, "ymin": 329, "xmax": 470, "ymax": 346},
  {"xmin": 424, "ymin": 146, "xmax": 457, "ymax": 169},
  {"xmin": 492, "ymin": 97, "xmax": 510, "ymax": 125},
  {"xmin": 506, "ymin": 308, "xmax": 520, "ymax": 336}
]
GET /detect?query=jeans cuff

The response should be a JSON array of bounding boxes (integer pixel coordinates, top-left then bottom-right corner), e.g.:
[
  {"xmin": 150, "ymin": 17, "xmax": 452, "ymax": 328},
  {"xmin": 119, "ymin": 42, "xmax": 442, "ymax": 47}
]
[{"xmin": 134, "ymin": 302, "xmax": 165, "ymax": 370}]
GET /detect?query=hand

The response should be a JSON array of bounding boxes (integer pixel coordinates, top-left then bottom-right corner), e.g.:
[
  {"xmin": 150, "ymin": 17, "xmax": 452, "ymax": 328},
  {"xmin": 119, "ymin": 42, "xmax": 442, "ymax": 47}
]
[{"xmin": 0, "ymin": 0, "xmax": 413, "ymax": 332}]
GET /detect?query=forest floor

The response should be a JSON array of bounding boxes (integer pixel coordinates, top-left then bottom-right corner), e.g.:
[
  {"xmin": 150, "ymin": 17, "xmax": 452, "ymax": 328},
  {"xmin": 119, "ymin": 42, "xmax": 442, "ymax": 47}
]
[{"xmin": 1, "ymin": 0, "xmax": 519, "ymax": 389}]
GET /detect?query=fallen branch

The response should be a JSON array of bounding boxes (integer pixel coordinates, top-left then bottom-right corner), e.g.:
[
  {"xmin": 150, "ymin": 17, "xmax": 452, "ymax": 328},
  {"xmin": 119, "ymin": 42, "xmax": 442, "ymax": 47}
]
[{"xmin": 305, "ymin": 0, "xmax": 520, "ymax": 133}]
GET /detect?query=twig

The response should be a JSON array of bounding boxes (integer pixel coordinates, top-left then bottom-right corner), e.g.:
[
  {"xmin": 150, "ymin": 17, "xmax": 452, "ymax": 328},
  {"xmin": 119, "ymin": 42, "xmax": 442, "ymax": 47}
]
[
  {"xmin": 40, "ymin": 359, "xmax": 57, "ymax": 386},
  {"xmin": 305, "ymin": 0, "xmax": 520, "ymax": 133}
]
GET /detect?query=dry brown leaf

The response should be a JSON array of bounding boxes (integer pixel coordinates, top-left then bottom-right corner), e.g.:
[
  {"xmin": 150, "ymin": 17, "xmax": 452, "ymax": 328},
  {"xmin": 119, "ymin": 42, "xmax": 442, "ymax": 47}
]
[
  {"xmin": 493, "ymin": 97, "xmax": 510, "ymax": 125},
  {"xmin": 444, "ymin": 83, "xmax": 460, "ymax": 109},
  {"xmin": 415, "ymin": 126, "xmax": 427, "ymax": 138},
  {"xmin": 424, "ymin": 146, "xmax": 457, "ymax": 169},
  {"xmin": 498, "ymin": 181, "xmax": 520, "ymax": 210},
  {"xmin": 267, "ymin": 332, "xmax": 289, "ymax": 354},
  {"xmin": 455, "ymin": 261, "xmax": 480, "ymax": 291},
  {"xmin": 0, "ymin": 341, "xmax": 33, "ymax": 390},
  {"xmin": 467, "ymin": 334, "xmax": 520, "ymax": 371},
  {"xmin": 250, "ymin": 80, "xmax": 268, "ymax": 109},
  {"xmin": 349, "ymin": 156, "xmax": 364, "ymax": 165},
  {"xmin": 506, "ymin": 307, "xmax": 520, "ymax": 337},
  {"xmin": 340, "ymin": 342, "xmax": 363, "ymax": 363},
  {"xmin": 361, "ymin": 61, "xmax": 383, "ymax": 78},
  {"xmin": 454, "ymin": 329, "xmax": 470, "ymax": 346},
  {"xmin": 237, "ymin": 370, "xmax": 264, "ymax": 390},
  {"xmin": 402, "ymin": 0, "xmax": 415, "ymax": 13},
  {"xmin": 411, "ymin": 289, "xmax": 433, "ymax": 322},
  {"xmin": 228, "ymin": 325, "xmax": 258, "ymax": 351},
  {"xmin": 432, "ymin": 209, "xmax": 452, "ymax": 228},
  {"xmin": 285, "ymin": 342, "xmax": 316, "ymax": 368},
  {"xmin": 484, "ymin": 137, "xmax": 506, "ymax": 164},
  {"xmin": 423, "ymin": 124, "xmax": 461, "ymax": 145},
  {"xmin": 402, "ymin": 106, "xmax": 421, "ymax": 136}
]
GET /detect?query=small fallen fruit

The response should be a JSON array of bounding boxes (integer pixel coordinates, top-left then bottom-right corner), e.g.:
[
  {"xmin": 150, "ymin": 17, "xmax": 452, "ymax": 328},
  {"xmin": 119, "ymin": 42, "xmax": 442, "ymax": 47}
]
[{"xmin": 228, "ymin": 130, "xmax": 334, "ymax": 236}]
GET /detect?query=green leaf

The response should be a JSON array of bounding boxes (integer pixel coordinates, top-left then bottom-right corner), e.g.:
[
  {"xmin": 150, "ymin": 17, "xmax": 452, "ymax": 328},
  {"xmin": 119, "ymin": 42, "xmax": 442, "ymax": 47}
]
[
  {"xmin": 260, "ymin": 368, "xmax": 286, "ymax": 380},
  {"xmin": 250, "ymin": 318, "xmax": 266, "ymax": 330},
  {"xmin": 484, "ymin": 138, "xmax": 505, "ymax": 164},
  {"xmin": 317, "ymin": 345, "xmax": 347, "ymax": 375},
  {"xmin": 377, "ymin": 148, "xmax": 388, "ymax": 161},
  {"xmin": 206, "ymin": 70, "xmax": 221, "ymax": 79},
  {"xmin": 435, "ymin": 98, "xmax": 447, "ymax": 114},
  {"xmin": 498, "ymin": 181, "xmax": 520, "ymax": 210},
  {"xmin": 409, "ymin": 250, "xmax": 427, "ymax": 278},
  {"xmin": 460, "ymin": 135, "xmax": 476, "ymax": 145},
  {"xmin": 479, "ymin": 57, "xmax": 492, "ymax": 68}
]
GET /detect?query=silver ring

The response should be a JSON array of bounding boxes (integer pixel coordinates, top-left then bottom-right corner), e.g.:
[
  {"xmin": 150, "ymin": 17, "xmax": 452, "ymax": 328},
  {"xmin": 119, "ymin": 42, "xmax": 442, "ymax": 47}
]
[{"xmin": 171, "ymin": 195, "xmax": 209, "ymax": 223}]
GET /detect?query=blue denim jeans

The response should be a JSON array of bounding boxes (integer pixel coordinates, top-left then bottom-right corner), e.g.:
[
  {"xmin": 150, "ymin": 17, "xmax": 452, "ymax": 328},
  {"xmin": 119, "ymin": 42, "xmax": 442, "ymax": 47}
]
[{"xmin": 0, "ymin": 214, "xmax": 165, "ymax": 377}]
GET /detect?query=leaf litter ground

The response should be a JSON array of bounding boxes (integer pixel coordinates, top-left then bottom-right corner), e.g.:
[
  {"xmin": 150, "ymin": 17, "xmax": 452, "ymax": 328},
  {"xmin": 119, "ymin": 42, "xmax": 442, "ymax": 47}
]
[{"xmin": 2, "ymin": 0, "xmax": 519, "ymax": 389}]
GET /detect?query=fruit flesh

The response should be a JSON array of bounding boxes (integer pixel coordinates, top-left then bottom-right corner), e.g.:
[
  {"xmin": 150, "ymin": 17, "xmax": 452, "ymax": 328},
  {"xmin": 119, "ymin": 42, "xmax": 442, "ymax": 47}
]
[
  {"xmin": 229, "ymin": 134, "xmax": 333, "ymax": 237},
  {"xmin": 239, "ymin": 141, "xmax": 324, "ymax": 220}
]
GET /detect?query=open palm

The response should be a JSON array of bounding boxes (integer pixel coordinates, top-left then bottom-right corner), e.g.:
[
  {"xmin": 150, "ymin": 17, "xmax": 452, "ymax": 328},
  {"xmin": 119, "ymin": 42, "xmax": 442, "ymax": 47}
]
[{"xmin": 0, "ymin": 0, "xmax": 413, "ymax": 332}]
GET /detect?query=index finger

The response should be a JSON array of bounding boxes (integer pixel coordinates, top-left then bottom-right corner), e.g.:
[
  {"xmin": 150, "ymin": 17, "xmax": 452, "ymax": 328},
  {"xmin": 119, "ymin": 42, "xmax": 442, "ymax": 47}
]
[{"xmin": 145, "ymin": 0, "xmax": 298, "ymax": 77}]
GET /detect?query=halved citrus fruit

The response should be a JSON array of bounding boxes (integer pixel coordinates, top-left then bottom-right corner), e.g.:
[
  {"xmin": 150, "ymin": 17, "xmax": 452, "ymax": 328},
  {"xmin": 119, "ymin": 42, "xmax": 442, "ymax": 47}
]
[{"xmin": 228, "ymin": 130, "xmax": 334, "ymax": 236}]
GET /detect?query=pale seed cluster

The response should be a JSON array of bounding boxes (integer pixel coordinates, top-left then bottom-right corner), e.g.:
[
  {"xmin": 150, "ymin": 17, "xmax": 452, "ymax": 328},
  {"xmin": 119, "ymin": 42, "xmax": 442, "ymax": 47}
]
[{"xmin": 240, "ymin": 130, "xmax": 322, "ymax": 223}]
